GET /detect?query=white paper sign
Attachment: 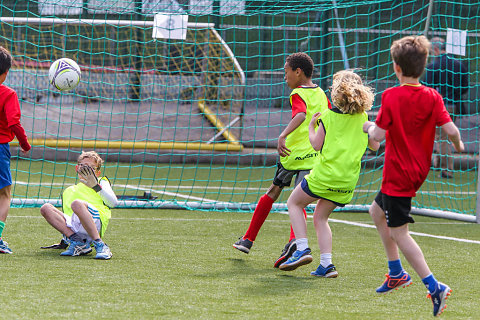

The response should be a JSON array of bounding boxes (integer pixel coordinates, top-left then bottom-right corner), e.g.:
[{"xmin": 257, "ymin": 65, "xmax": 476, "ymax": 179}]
[
  {"xmin": 152, "ymin": 14, "xmax": 189, "ymax": 40},
  {"xmin": 446, "ymin": 28, "xmax": 467, "ymax": 56}
]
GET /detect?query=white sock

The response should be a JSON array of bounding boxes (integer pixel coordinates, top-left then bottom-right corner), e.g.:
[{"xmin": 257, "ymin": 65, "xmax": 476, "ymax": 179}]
[
  {"xmin": 320, "ymin": 253, "xmax": 332, "ymax": 267},
  {"xmin": 296, "ymin": 238, "xmax": 309, "ymax": 251}
]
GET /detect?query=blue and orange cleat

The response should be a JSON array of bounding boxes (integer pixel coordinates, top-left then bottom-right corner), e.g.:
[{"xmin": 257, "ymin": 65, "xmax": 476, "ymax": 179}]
[
  {"xmin": 376, "ymin": 271, "xmax": 412, "ymax": 294},
  {"xmin": 427, "ymin": 282, "xmax": 451, "ymax": 317}
]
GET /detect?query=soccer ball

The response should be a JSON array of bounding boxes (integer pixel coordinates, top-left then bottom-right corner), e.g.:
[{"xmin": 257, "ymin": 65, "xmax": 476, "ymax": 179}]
[{"xmin": 48, "ymin": 58, "xmax": 81, "ymax": 92}]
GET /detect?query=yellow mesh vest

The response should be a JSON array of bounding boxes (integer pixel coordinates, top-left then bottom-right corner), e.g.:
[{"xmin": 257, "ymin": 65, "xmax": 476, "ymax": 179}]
[
  {"xmin": 280, "ymin": 86, "xmax": 330, "ymax": 170},
  {"xmin": 62, "ymin": 177, "xmax": 111, "ymax": 237},
  {"xmin": 305, "ymin": 110, "xmax": 368, "ymax": 204}
]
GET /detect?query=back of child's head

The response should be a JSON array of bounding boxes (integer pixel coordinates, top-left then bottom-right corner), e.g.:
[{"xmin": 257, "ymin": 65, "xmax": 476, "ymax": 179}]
[
  {"xmin": 390, "ymin": 35, "xmax": 430, "ymax": 78},
  {"xmin": 286, "ymin": 52, "xmax": 314, "ymax": 78},
  {"xmin": 330, "ymin": 70, "xmax": 374, "ymax": 114},
  {"xmin": 78, "ymin": 151, "xmax": 104, "ymax": 171},
  {"xmin": 0, "ymin": 47, "xmax": 12, "ymax": 75}
]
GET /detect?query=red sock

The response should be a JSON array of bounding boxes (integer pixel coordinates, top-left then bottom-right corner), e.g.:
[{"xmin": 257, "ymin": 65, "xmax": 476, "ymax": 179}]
[
  {"xmin": 244, "ymin": 194, "xmax": 274, "ymax": 241},
  {"xmin": 289, "ymin": 208, "xmax": 307, "ymax": 241}
]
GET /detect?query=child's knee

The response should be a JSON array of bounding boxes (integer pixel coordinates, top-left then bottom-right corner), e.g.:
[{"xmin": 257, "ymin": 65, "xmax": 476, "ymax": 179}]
[
  {"xmin": 40, "ymin": 203, "xmax": 54, "ymax": 216},
  {"xmin": 70, "ymin": 200, "xmax": 84, "ymax": 212}
]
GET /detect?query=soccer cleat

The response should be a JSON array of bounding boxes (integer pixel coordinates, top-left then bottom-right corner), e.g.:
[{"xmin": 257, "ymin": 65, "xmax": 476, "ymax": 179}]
[
  {"xmin": 376, "ymin": 271, "xmax": 412, "ymax": 294},
  {"xmin": 94, "ymin": 241, "xmax": 112, "ymax": 260},
  {"xmin": 273, "ymin": 239, "xmax": 296, "ymax": 268},
  {"xmin": 279, "ymin": 248, "xmax": 312, "ymax": 271},
  {"xmin": 233, "ymin": 237, "xmax": 253, "ymax": 254},
  {"xmin": 311, "ymin": 264, "xmax": 338, "ymax": 278},
  {"xmin": 427, "ymin": 282, "xmax": 452, "ymax": 317},
  {"xmin": 0, "ymin": 238, "xmax": 12, "ymax": 254},
  {"xmin": 60, "ymin": 240, "xmax": 92, "ymax": 256}
]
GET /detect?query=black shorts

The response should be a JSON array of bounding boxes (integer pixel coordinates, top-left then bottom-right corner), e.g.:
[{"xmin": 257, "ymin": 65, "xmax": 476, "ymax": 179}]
[
  {"xmin": 272, "ymin": 162, "xmax": 309, "ymax": 188},
  {"xmin": 374, "ymin": 191, "xmax": 415, "ymax": 227}
]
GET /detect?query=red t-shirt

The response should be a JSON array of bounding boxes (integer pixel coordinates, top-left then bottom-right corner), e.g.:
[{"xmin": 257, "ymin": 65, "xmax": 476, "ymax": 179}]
[
  {"xmin": 0, "ymin": 84, "xmax": 21, "ymax": 143},
  {"xmin": 291, "ymin": 89, "xmax": 332, "ymax": 118},
  {"xmin": 376, "ymin": 84, "xmax": 452, "ymax": 197},
  {"xmin": 291, "ymin": 93, "xmax": 307, "ymax": 117}
]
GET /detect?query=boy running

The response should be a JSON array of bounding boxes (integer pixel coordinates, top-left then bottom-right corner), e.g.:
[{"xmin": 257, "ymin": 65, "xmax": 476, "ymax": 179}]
[
  {"xmin": 0, "ymin": 46, "xmax": 31, "ymax": 254},
  {"xmin": 364, "ymin": 35, "xmax": 463, "ymax": 317},
  {"xmin": 40, "ymin": 151, "xmax": 118, "ymax": 259},
  {"xmin": 279, "ymin": 70, "xmax": 379, "ymax": 276},
  {"xmin": 233, "ymin": 52, "xmax": 330, "ymax": 267}
]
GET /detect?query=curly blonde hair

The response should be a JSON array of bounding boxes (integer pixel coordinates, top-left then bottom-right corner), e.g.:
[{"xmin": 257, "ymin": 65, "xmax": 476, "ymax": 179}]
[
  {"xmin": 77, "ymin": 151, "xmax": 104, "ymax": 171},
  {"xmin": 330, "ymin": 70, "xmax": 374, "ymax": 115}
]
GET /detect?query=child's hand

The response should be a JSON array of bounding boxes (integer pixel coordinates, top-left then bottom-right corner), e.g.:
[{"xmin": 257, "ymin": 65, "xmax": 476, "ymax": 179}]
[
  {"xmin": 277, "ymin": 135, "xmax": 291, "ymax": 157},
  {"xmin": 309, "ymin": 112, "xmax": 322, "ymax": 128},
  {"xmin": 363, "ymin": 121, "xmax": 375, "ymax": 133},
  {"xmin": 453, "ymin": 140, "xmax": 465, "ymax": 153},
  {"xmin": 78, "ymin": 165, "xmax": 99, "ymax": 188}
]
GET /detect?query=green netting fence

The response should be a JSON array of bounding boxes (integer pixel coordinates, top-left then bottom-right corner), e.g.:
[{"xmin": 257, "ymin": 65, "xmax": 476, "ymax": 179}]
[{"xmin": 0, "ymin": 0, "xmax": 478, "ymax": 222}]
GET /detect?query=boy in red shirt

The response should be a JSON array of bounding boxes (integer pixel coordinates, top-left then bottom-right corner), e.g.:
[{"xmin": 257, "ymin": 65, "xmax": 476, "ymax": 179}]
[
  {"xmin": 0, "ymin": 46, "xmax": 31, "ymax": 253},
  {"xmin": 364, "ymin": 36, "xmax": 463, "ymax": 317}
]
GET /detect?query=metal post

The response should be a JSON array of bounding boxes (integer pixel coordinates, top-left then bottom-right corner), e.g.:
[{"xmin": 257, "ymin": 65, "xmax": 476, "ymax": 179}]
[
  {"xmin": 477, "ymin": 153, "xmax": 480, "ymax": 223},
  {"xmin": 129, "ymin": 0, "xmax": 142, "ymax": 101},
  {"xmin": 320, "ymin": 9, "xmax": 330, "ymax": 90},
  {"xmin": 423, "ymin": 0, "xmax": 435, "ymax": 37}
]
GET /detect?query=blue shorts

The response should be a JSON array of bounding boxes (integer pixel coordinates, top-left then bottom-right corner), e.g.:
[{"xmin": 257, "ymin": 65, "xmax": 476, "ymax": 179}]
[
  {"xmin": 301, "ymin": 178, "xmax": 345, "ymax": 207},
  {"xmin": 0, "ymin": 144, "xmax": 12, "ymax": 190}
]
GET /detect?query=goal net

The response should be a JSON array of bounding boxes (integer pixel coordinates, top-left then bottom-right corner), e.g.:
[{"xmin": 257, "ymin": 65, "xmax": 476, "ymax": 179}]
[{"xmin": 1, "ymin": 0, "xmax": 478, "ymax": 222}]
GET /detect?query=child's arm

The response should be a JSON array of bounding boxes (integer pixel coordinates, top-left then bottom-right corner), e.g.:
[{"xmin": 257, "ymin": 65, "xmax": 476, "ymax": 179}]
[
  {"xmin": 9, "ymin": 123, "xmax": 31, "ymax": 155},
  {"xmin": 98, "ymin": 179, "xmax": 119, "ymax": 208},
  {"xmin": 78, "ymin": 166, "xmax": 118, "ymax": 207},
  {"xmin": 441, "ymin": 122, "xmax": 465, "ymax": 152},
  {"xmin": 278, "ymin": 112, "xmax": 306, "ymax": 156},
  {"xmin": 367, "ymin": 136, "xmax": 380, "ymax": 151},
  {"xmin": 363, "ymin": 121, "xmax": 386, "ymax": 142},
  {"xmin": 308, "ymin": 112, "xmax": 324, "ymax": 151}
]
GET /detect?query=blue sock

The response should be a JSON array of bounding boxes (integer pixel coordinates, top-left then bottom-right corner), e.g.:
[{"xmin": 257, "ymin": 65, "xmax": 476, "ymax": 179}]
[
  {"xmin": 388, "ymin": 259, "xmax": 403, "ymax": 276},
  {"xmin": 422, "ymin": 274, "xmax": 438, "ymax": 293}
]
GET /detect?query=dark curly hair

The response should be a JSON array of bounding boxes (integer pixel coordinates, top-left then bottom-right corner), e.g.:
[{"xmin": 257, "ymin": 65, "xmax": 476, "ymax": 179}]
[
  {"xmin": 286, "ymin": 52, "xmax": 314, "ymax": 78},
  {"xmin": 0, "ymin": 47, "xmax": 12, "ymax": 75}
]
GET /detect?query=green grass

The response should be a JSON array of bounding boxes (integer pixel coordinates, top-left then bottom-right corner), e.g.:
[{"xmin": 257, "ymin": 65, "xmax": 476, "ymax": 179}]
[{"xmin": 1, "ymin": 208, "xmax": 479, "ymax": 319}]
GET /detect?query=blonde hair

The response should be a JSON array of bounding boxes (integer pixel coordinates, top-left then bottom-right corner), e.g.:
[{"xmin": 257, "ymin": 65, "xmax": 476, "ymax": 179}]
[
  {"xmin": 330, "ymin": 70, "xmax": 374, "ymax": 114},
  {"xmin": 77, "ymin": 151, "xmax": 104, "ymax": 171}
]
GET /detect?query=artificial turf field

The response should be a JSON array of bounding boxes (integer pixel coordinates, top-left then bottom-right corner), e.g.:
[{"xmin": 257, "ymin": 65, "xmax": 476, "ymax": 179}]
[{"xmin": 0, "ymin": 208, "xmax": 479, "ymax": 319}]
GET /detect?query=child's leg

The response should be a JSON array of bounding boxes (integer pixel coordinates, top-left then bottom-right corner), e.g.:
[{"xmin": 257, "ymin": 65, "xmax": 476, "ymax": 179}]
[
  {"xmin": 70, "ymin": 201, "xmax": 111, "ymax": 260},
  {"xmin": 288, "ymin": 209, "xmax": 307, "ymax": 241},
  {"xmin": 70, "ymin": 200, "xmax": 101, "ymax": 241},
  {"xmin": 369, "ymin": 200, "xmax": 400, "ymax": 262},
  {"xmin": 0, "ymin": 186, "xmax": 11, "ymax": 252},
  {"xmin": 40, "ymin": 203, "xmax": 73, "ymax": 236},
  {"xmin": 278, "ymin": 185, "xmax": 316, "ymax": 271},
  {"xmin": 0, "ymin": 185, "xmax": 11, "ymax": 225},
  {"xmin": 243, "ymin": 184, "xmax": 281, "ymax": 241},
  {"xmin": 309, "ymin": 199, "xmax": 339, "ymax": 278},
  {"xmin": 390, "ymin": 224, "xmax": 431, "ymax": 279},
  {"xmin": 312, "ymin": 199, "xmax": 337, "ymax": 260},
  {"xmin": 286, "ymin": 184, "xmax": 316, "ymax": 245}
]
